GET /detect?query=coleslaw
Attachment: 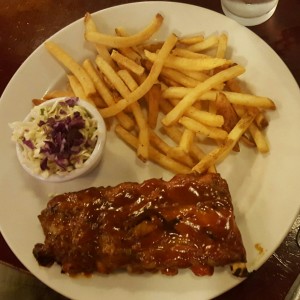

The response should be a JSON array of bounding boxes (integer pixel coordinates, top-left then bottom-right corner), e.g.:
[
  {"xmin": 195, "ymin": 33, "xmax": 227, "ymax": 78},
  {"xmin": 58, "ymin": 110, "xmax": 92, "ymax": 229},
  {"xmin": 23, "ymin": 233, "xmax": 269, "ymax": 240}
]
[{"xmin": 10, "ymin": 97, "xmax": 99, "ymax": 178}]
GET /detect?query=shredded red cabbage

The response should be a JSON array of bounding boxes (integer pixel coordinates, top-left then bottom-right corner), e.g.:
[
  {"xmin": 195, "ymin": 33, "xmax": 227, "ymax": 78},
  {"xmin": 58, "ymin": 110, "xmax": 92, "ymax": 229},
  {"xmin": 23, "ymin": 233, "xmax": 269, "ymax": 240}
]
[
  {"xmin": 38, "ymin": 98, "xmax": 90, "ymax": 170},
  {"xmin": 22, "ymin": 138, "xmax": 35, "ymax": 150},
  {"xmin": 65, "ymin": 97, "xmax": 78, "ymax": 107}
]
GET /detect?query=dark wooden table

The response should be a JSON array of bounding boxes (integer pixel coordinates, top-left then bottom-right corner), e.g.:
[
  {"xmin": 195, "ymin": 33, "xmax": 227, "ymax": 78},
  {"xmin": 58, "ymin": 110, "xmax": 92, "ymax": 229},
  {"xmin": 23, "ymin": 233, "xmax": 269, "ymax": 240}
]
[{"xmin": 0, "ymin": 1, "xmax": 299, "ymax": 299}]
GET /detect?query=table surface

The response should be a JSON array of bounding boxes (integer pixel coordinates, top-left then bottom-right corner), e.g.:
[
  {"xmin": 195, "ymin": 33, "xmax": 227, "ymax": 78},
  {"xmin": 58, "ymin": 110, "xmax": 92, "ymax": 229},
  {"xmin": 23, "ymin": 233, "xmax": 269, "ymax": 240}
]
[{"xmin": 0, "ymin": 1, "xmax": 299, "ymax": 299}]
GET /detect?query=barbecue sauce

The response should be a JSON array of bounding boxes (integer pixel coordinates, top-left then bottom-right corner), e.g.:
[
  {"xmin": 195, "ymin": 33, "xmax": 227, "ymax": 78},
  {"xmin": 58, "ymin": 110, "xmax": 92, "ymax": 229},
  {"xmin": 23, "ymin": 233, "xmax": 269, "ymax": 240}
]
[{"xmin": 33, "ymin": 173, "xmax": 246, "ymax": 276}]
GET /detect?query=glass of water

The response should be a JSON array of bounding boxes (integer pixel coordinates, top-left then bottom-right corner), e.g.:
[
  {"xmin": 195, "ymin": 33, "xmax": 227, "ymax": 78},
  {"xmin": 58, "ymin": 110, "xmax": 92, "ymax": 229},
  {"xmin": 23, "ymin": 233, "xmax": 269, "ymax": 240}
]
[{"xmin": 221, "ymin": 0, "xmax": 279, "ymax": 26}]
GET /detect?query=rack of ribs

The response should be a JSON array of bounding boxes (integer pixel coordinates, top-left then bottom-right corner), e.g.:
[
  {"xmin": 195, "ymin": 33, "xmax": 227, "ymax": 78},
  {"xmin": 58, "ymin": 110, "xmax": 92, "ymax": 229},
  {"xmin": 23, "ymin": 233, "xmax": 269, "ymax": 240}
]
[{"xmin": 33, "ymin": 172, "xmax": 247, "ymax": 276}]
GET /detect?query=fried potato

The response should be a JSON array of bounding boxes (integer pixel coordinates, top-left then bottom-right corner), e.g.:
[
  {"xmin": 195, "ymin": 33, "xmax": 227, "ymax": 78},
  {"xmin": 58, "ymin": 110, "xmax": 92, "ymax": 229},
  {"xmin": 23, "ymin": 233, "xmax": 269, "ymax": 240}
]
[
  {"xmin": 95, "ymin": 44, "xmax": 116, "ymax": 70},
  {"xmin": 215, "ymin": 92, "xmax": 240, "ymax": 151},
  {"xmin": 162, "ymin": 87, "xmax": 276, "ymax": 110},
  {"xmin": 67, "ymin": 75, "xmax": 91, "ymax": 104},
  {"xmin": 99, "ymin": 33, "xmax": 178, "ymax": 117},
  {"xmin": 42, "ymin": 12, "xmax": 276, "ymax": 175},
  {"xmin": 192, "ymin": 112, "xmax": 257, "ymax": 173},
  {"xmin": 178, "ymin": 35, "xmax": 204, "ymax": 45},
  {"xmin": 160, "ymin": 67, "xmax": 200, "ymax": 88},
  {"xmin": 97, "ymin": 60, "xmax": 150, "ymax": 161},
  {"xmin": 45, "ymin": 41, "xmax": 96, "ymax": 97},
  {"xmin": 215, "ymin": 93, "xmax": 239, "ymax": 131},
  {"xmin": 115, "ymin": 125, "xmax": 191, "ymax": 174},
  {"xmin": 118, "ymin": 46, "xmax": 142, "ymax": 64},
  {"xmin": 216, "ymin": 33, "xmax": 228, "ymax": 59},
  {"xmin": 168, "ymin": 98, "xmax": 224, "ymax": 127},
  {"xmin": 144, "ymin": 51, "xmax": 231, "ymax": 72},
  {"xmin": 111, "ymin": 50, "xmax": 145, "ymax": 75},
  {"xmin": 179, "ymin": 116, "xmax": 228, "ymax": 140},
  {"xmin": 186, "ymin": 35, "xmax": 219, "ymax": 52},
  {"xmin": 162, "ymin": 65, "xmax": 245, "ymax": 126},
  {"xmin": 149, "ymin": 129, "xmax": 194, "ymax": 167},
  {"xmin": 82, "ymin": 59, "xmax": 135, "ymax": 130},
  {"xmin": 162, "ymin": 125, "xmax": 206, "ymax": 162},
  {"xmin": 178, "ymin": 128, "xmax": 195, "ymax": 154},
  {"xmin": 171, "ymin": 48, "xmax": 210, "ymax": 59},
  {"xmin": 85, "ymin": 13, "xmax": 163, "ymax": 48},
  {"xmin": 248, "ymin": 123, "xmax": 269, "ymax": 153},
  {"xmin": 226, "ymin": 77, "xmax": 271, "ymax": 151},
  {"xmin": 146, "ymin": 83, "xmax": 161, "ymax": 129},
  {"xmin": 167, "ymin": 146, "xmax": 195, "ymax": 167}
]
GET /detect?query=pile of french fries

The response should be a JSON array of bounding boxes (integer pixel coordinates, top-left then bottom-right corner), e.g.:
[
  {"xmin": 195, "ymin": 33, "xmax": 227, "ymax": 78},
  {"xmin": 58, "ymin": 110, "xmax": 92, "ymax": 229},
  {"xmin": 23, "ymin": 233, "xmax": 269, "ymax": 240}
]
[{"xmin": 36, "ymin": 13, "xmax": 276, "ymax": 175}]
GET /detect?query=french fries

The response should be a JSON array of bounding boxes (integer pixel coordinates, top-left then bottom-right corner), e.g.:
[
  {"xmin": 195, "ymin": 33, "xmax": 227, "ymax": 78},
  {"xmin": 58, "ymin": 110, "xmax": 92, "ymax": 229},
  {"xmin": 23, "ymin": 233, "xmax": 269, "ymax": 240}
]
[
  {"xmin": 115, "ymin": 125, "xmax": 191, "ymax": 174},
  {"xmin": 162, "ymin": 88, "xmax": 276, "ymax": 110},
  {"xmin": 179, "ymin": 116, "xmax": 228, "ymax": 140},
  {"xmin": 216, "ymin": 34, "xmax": 228, "ymax": 59},
  {"xmin": 192, "ymin": 112, "xmax": 257, "ymax": 173},
  {"xmin": 162, "ymin": 65, "xmax": 246, "ymax": 126},
  {"xmin": 45, "ymin": 41, "xmax": 96, "ymax": 97},
  {"xmin": 186, "ymin": 35, "xmax": 219, "ymax": 52},
  {"xmin": 85, "ymin": 13, "xmax": 163, "ymax": 48},
  {"xmin": 40, "ymin": 13, "xmax": 276, "ymax": 174},
  {"xmin": 144, "ymin": 51, "xmax": 231, "ymax": 72},
  {"xmin": 146, "ymin": 83, "xmax": 161, "ymax": 129},
  {"xmin": 99, "ymin": 33, "xmax": 178, "ymax": 117},
  {"xmin": 111, "ymin": 50, "xmax": 145, "ymax": 75}
]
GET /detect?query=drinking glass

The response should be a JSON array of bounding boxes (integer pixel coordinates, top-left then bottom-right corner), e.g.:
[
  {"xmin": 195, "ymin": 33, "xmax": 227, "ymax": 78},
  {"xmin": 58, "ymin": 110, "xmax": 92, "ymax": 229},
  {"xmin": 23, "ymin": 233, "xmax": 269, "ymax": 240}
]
[{"xmin": 221, "ymin": 0, "xmax": 279, "ymax": 26}]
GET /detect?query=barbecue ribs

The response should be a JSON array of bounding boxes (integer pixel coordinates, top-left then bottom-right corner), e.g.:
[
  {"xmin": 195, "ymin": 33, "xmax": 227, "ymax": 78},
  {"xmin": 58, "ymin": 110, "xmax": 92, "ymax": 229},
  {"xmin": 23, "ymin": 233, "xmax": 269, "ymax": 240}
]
[{"xmin": 33, "ymin": 172, "xmax": 247, "ymax": 276}]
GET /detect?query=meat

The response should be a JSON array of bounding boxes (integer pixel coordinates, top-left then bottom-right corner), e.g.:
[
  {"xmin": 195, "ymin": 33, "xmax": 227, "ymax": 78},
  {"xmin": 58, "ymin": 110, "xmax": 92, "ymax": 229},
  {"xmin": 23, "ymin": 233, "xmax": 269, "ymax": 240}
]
[{"xmin": 33, "ymin": 172, "xmax": 247, "ymax": 276}]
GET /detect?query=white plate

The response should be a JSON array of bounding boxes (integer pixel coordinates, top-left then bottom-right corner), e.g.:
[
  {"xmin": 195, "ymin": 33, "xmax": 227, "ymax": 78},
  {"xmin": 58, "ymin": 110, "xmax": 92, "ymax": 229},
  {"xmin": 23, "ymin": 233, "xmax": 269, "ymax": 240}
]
[{"xmin": 1, "ymin": 2, "xmax": 300, "ymax": 300}]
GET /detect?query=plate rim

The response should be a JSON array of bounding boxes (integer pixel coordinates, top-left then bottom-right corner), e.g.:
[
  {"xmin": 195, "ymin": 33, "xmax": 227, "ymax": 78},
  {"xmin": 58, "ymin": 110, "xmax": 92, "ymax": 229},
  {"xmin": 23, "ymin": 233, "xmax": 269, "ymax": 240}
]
[{"xmin": 1, "ymin": 2, "xmax": 300, "ymax": 300}]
